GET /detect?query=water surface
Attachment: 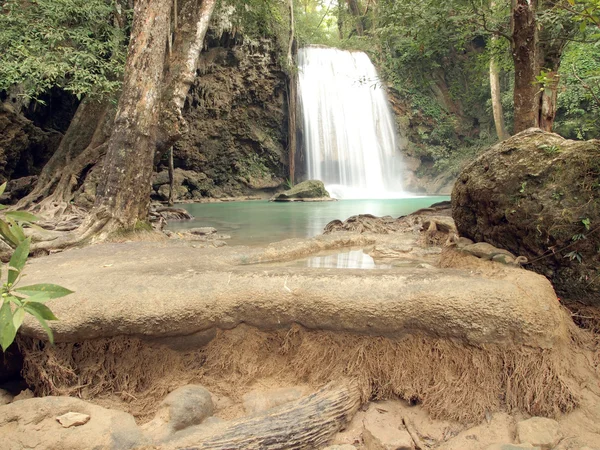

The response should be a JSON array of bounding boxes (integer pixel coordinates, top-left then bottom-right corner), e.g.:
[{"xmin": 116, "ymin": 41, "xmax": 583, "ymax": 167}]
[{"xmin": 168, "ymin": 197, "xmax": 449, "ymax": 246}]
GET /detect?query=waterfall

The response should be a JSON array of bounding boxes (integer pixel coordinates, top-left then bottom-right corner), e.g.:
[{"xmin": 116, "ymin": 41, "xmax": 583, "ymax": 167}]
[{"xmin": 297, "ymin": 46, "xmax": 405, "ymax": 199}]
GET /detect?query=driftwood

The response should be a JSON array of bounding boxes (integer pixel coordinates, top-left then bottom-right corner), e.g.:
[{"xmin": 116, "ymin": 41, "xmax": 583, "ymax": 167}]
[{"xmin": 164, "ymin": 381, "xmax": 361, "ymax": 450}]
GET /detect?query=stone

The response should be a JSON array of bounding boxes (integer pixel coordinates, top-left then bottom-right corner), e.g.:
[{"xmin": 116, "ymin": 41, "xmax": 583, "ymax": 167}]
[
  {"xmin": 143, "ymin": 384, "xmax": 214, "ymax": 442},
  {"xmin": 18, "ymin": 237, "xmax": 571, "ymax": 350},
  {"xmin": 452, "ymin": 128, "xmax": 600, "ymax": 305},
  {"xmin": 270, "ymin": 179, "xmax": 332, "ymax": 202},
  {"xmin": 0, "ymin": 396, "xmax": 147, "ymax": 450},
  {"xmin": 13, "ymin": 388, "xmax": 34, "ymax": 402},
  {"xmin": 242, "ymin": 386, "xmax": 306, "ymax": 415},
  {"xmin": 322, "ymin": 445, "xmax": 358, "ymax": 450},
  {"xmin": 56, "ymin": 411, "xmax": 91, "ymax": 428},
  {"xmin": 0, "ymin": 388, "xmax": 13, "ymax": 405},
  {"xmin": 485, "ymin": 445, "xmax": 540, "ymax": 450},
  {"xmin": 188, "ymin": 227, "xmax": 217, "ymax": 236},
  {"xmin": 362, "ymin": 404, "xmax": 414, "ymax": 450},
  {"xmin": 516, "ymin": 417, "xmax": 562, "ymax": 450}
]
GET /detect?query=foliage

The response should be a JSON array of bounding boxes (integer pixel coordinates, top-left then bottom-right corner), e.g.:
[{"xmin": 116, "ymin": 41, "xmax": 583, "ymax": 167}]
[
  {"xmin": 554, "ymin": 40, "xmax": 600, "ymax": 139},
  {"xmin": 0, "ymin": 183, "xmax": 72, "ymax": 351},
  {"xmin": 0, "ymin": 0, "xmax": 128, "ymax": 101}
]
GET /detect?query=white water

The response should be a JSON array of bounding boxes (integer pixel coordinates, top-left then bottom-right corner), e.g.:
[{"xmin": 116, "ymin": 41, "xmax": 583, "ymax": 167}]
[{"xmin": 297, "ymin": 46, "xmax": 406, "ymax": 199}]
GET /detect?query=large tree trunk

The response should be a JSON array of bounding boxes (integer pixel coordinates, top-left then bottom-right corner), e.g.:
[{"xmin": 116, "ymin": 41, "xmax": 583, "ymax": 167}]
[
  {"xmin": 15, "ymin": 98, "xmax": 115, "ymax": 214},
  {"xmin": 93, "ymin": 0, "xmax": 172, "ymax": 229},
  {"xmin": 512, "ymin": 0, "xmax": 540, "ymax": 133},
  {"xmin": 287, "ymin": 0, "xmax": 297, "ymax": 185},
  {"xmin": 95, "ymin": 0, "xmax": 216, "ymax": 230}
]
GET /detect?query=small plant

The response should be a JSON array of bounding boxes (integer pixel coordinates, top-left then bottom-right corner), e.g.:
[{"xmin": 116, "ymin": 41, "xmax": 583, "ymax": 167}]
[
  {"xmin": 581, "ymin": 217, "xmax": 591, "ymax": 230},
  {"xmin": 284, "ymin": 178, "xmax": 295, "ymax": 190},
  {"xmin": 564, "ymin": 251, "xmax": 583, "ymax": 263},
  {"xmin": 0, "ymin": 182, "xmax": 72, "ymax": 351},
  {"xmin": 538, "ymin": 144, "xmax": 561, "ymax": 154},
  {"xmin": 519, "ymin": 181, "xmax": 527, "ymax": 193}
]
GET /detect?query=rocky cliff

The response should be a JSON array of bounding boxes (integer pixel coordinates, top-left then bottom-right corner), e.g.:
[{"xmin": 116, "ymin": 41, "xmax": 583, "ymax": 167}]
[{"xmin": 153, "ymin": 30, "xmax": 289, "ymax": 201}]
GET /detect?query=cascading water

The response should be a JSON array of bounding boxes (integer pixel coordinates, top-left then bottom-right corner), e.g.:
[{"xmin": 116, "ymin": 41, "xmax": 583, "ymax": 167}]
[{"xmin": 297, "ymin": 46, "xmax": 406, "ymax": 199}]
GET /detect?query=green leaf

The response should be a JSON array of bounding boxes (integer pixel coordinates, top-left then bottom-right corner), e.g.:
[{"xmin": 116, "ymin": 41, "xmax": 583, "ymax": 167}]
[
  {"xmin": 21, "ymin": 292, "xmax": 51, "ymax": 304},
  {"xmin": 0, "ymin": 220, "xmax": 20, "ymax": 247},
  {"xmin": 16, "ymin": 284, "xmax": 73, "ymax": 299},
  {"xmin": 5, "ymin": 211, "xmax": 39, "ymax": 223},
  {"xmin": 24, "ymin": 307, "xmax": 54, "ymax": 345},
  {"xmin": 0, "ymin": 182, "xmax": 6, "ymax": 197},
  {"xmin": 0, "ymin": 302, "xmax": 16, "ymax": 352},
  {"xmin": 12, "ymin": 307, "xmax": 25, "ymax": 330},
  {"xmin": 9, "ymin": 237, "xmax": 30, "ymax": 273},
  {"xmin": 6, "ymin": 218, "xmax": 26, "ymax": 242},
  {"xmin": 8, "ymin": 268, "xmax": 19, "ymax": 286},
  {"xmin": 24, "ymin": 302, "xmax": 58, "ymax": 321}
]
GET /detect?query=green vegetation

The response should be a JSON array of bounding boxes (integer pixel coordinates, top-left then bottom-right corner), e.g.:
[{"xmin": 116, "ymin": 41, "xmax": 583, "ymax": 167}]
[
  {"xmin": 0, "ymin": 0, "xmax": 128, "ymax": 101},
  {"xmin": 0, "ymin": 183, "xmax": 72, "ymax": 351}
]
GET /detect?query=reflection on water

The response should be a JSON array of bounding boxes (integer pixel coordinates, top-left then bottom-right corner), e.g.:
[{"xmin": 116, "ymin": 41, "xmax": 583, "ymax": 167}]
[
  {"xmin": 305, "ymin": 250, "xmax": 391, "ymax": 269},
  {"xmin": 168, "ymin": 197, "xmax": 449, "ymax": 247}
]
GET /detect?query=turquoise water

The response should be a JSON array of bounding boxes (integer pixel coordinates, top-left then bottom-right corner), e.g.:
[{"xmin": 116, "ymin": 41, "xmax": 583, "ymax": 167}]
[{"xmin": 168, "ymin": 197, "xmax": 450, "ymax": 246}]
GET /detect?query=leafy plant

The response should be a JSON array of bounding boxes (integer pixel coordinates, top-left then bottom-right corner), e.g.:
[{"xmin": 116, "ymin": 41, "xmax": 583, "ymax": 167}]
[
  {"xmin": 0, "ymin": 183, "xmax": 72, "ymax": 351},
  {"xmin": 565, "ymin": 250, "xmax": 583, "ymax": 263},
  {"xmin": 285, "ymin": 178, "xmax": 295, "ymax": 190}
]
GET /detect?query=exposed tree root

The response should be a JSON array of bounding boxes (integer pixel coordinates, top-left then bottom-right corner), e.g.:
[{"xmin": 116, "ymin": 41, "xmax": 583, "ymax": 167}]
[
  {"xmin": 18, "ymin": 324, "xmax": 585, "ymax": 424},
  {"xmin": 164, "ymin": 381, "xmax": 361, "ymax": 450}
]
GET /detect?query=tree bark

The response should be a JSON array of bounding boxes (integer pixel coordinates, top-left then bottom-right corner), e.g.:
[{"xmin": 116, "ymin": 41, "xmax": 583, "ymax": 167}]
[
  {"xmin": 287, "ymin": 0, "xmax": 297, "ymax": 185},
  {"xmin": 15, "ymin": 97, "xmax": 115, "ymax": 213},
  {"xmin": 94, "ymin": 0, "xmax": 172, "ymax": 229},
  {"xmin": 167, "ymin": 381, "xmax": 361, "ymax": 450},
  {"xmin": 347, "ymin": 0, "xmax": 364, "ymax": 36},
  {"xmin": 95, "ymin": 0, "xmax": 216, "ymax": 230},
  {"xmin": 489, "ymin": 0, "xmax": 509, "ymax": 140},
  {"xmin": 512, "ymin": 0, "xmax": 540, "ymax": 133},
  {"xmin": 490, "ymin": 56, "xmax": 509, "ymax": 139}
]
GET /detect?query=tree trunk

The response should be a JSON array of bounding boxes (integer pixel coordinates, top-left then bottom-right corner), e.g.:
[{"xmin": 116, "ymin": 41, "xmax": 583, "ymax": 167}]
[
  {"xmin": 169, "ymin": 381, "xmax": 361, "ymax": 450},
  {"xmin": 287, "ymin": 0, "xmax": 297, "ymax": 185},
  {"xmin": 94, "ymin": 0, "xmax": 172, "ymax": 229},
  {"xmin": 337, "ymin": 0, "xmax": 344, "ymax": 39},
  {"xmin": 489, "ymin": 0, "xmax": 509, "ymax": 140},
  {"xmin": 511, "ymin": 0, "xmax": 540, "ymax": 133},
  {"xmin": 15, "ymin": 98, "xmax": 115, "ymax": 213},
  {"xmin": 490, "ymin": 54, "xmax": 509, "ymax": 140},
  {"xmin": 535, "ymin": 0, "xmax": 574, "ymax": 132},
  {"xmin": 347, "ymin": 0, "xmax": 364, "ymax": 36}
]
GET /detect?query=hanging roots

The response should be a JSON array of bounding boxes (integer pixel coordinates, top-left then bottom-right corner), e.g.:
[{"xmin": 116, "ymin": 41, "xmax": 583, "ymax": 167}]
[{"xmin": 18, "ymin": 324, "xmax": 581, "ymax": 424}]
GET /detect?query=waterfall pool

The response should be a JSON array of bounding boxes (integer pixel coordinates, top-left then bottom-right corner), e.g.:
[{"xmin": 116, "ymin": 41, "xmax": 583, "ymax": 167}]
[{"xmin": 167, "ymin": 196, "xmax": 449, "ymax": 247}]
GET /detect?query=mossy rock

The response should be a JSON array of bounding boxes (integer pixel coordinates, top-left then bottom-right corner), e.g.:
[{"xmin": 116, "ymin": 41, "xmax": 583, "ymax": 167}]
[
  {"xmin": 270, "ymin": 180, "xmax": 333, "ymax": 202},
  {"xmin": 452, "ymin": 128, "xmax": 600, "ymax": 305}
]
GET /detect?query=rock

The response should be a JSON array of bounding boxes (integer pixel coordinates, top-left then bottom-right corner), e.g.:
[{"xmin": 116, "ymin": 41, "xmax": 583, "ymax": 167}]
[
  {"xmin": 322, "ymin": 445, "xmax": 358, "ymax": 450},
  {"xmin": 452, "ymin": 128, "xmax": 600, "ymax": 305},
  {"xmin": 516, "ymin": 417, "xmax": 562, "ymax": 449},
  {"xmin": 143, "ymin": 384, "xmax": 214, "ymax": 441},
  {"xmin": 4, "ymin": 175, "xmax": 38, "ymax": 201},
  {"xmin": 0, "ymin": 388, "xmax": 13, "ymax": 405},
  {"xmin": 485, "ymin": 445, "xmax": 540, "ymax": 450},
  {"xmin": 13, "ymin": 388, "xmax": 34, "ymax": 402},
  {"xmin": 270, "ymin": 179, "xmax": 332, "ymax": 202},
  {"xmin": 242, "ymin": 386, "xmax": 306, "ymax": 415},
  {"xmin": 0, "ymin": 396, "xmax": 147, "ymax": 450},
  {"xmin": 56, "ymin": 411, "xmax": 91, "ymax": 428},
  {"xmin": 18, "ymin": 239, "xmax": 571, "ymax": 351},
  {"xmin": 188, "ymin": 227, "xmax": 217, "ymax": 236},
  {"xmin": 362, "ymin": 404, "xmax": 415, "ymax": 450}
]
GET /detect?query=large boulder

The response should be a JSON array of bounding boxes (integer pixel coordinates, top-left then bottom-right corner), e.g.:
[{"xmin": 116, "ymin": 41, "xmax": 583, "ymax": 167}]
[
  {"xmin": 270, "ymin": 179, "xmax": 333, "ymax": 202},
  {"xmin": 452, "ymin": 128, "xmax": 600, "ymax": 305}
]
